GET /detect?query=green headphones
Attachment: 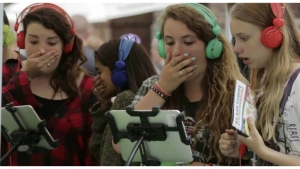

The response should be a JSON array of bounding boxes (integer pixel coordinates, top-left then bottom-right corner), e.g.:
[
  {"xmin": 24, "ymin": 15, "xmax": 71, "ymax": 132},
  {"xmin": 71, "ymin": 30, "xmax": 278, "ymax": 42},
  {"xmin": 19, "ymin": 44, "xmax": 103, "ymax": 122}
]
[
  {"xmin": 156, "ymin": 3, "xmax": 223, "ymax": 60},
  {"xmin": 3, "ymin": 24, "xmax": 15, "ymax": 47}
]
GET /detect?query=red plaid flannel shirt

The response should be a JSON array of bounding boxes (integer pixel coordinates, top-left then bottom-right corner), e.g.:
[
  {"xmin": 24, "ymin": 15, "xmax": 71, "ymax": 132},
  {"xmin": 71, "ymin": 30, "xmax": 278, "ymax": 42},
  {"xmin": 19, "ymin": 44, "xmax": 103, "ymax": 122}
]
[
  {"xmin": 2, "ymin": 59, "xmax": 20, "ymax": 87},
  {"xmin": 1, "ymin": 63, "xmax": 98, "ymax": 166}
]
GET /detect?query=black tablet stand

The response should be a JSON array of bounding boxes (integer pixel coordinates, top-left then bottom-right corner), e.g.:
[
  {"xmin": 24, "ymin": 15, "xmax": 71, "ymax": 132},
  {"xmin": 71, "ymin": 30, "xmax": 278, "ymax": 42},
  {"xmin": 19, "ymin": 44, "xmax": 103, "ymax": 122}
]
[
  {"xmin": 106, "ymin": 106, "xmax": 192, "ymax": 166},
  {"xmin": 0, "ymin": 103, "xmax": 59, "ymax": 164}
]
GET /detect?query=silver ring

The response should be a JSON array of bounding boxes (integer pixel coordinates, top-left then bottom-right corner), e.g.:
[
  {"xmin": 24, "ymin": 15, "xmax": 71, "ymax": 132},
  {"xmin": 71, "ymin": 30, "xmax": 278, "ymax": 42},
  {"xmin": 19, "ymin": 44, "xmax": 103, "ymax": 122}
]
[
  {"xmin": 179, "ymin": 70, "xmax": 183, "ymax": 76},
  {"xmin": 47, "ymin": 63, "xmax": 50, "ymax": 67},
  {"xmin": 94, "ymin": 88, "xmax": 98, "ymax": 93}
]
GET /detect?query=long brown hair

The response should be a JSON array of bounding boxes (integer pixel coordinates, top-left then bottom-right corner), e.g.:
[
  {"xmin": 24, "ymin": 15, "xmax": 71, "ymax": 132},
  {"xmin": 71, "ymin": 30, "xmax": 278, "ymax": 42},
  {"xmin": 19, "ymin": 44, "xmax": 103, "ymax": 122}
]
[
  {"xmin": 230, "ymin": 3, "xmax": 300, "ymax": 142},
  {"xmin": 159, "ymin": 4, "xmax": 248, "ymax": 164},
  {"xmin": 23, "ymin": 8, "xmax": 88, "ymax": 99}
]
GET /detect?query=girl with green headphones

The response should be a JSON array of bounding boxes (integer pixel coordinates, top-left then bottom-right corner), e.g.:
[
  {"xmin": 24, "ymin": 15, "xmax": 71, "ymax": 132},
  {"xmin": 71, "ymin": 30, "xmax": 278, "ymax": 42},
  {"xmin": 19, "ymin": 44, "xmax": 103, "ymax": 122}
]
[{"xmin": 112, "ymin": 3, "xmax": 248, "ymax": 166}]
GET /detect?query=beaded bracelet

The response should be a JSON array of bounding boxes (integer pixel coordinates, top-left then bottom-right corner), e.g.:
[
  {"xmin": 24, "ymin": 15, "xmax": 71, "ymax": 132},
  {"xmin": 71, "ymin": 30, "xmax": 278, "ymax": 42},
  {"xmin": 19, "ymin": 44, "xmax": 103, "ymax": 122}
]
[
  {"xmin": 150, "ymin": 85, "xmax": 169, "ymax": 100},
  {"xmin": 154, "ymin": 82, "xmax": 171, "ymax": 97}
]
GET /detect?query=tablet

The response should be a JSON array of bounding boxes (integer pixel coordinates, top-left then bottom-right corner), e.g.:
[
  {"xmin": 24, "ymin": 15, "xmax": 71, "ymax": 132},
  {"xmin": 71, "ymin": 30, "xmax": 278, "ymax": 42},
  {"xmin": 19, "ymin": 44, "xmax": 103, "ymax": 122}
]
[
  {"xmin": 106, "ymin": 108, "xmax": 193, "ymax": 163},
  {"xmin": 1, "ymin": 105, "xmax": 59, "ymax": 152}
]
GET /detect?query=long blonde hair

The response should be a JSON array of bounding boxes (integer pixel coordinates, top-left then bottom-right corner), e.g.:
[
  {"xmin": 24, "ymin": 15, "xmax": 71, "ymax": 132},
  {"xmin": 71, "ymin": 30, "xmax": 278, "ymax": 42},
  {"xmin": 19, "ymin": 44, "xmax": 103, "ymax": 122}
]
[
  {"xmin": 230, "ymin": 3, "xmax": 300, "ymax": 142},
  {"xmin": 159, "ymin": 4, "xmax": 248, "ymax": 164}
]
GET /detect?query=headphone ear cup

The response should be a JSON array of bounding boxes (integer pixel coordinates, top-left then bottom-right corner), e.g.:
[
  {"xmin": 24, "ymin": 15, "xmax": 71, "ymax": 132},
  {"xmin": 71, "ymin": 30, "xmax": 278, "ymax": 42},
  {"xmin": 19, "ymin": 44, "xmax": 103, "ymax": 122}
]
[
  {"xmin": 111, "ymin": 69, "xmax": 128, "ymax": 87},
  {"xmin": 206, "ymin": 39, "xmax": 223, "ymax": 59},
  {"xmin": 260, "ymin": 26, "xmax": 283, "ymax": 48},
  {"xmin": 111, "ymin": 60, "xmax": 128, "ymax": 87},
  {"xmin": 63, "ymin": 39, "xmax": 74, "ymax": 53},
  {"xmin": 157, "ymin": 39, "xmax": 167, "ymax": 59},
  {"xmin": 17, "ymin": 31, "xmax": 25, "ymax": 49}
]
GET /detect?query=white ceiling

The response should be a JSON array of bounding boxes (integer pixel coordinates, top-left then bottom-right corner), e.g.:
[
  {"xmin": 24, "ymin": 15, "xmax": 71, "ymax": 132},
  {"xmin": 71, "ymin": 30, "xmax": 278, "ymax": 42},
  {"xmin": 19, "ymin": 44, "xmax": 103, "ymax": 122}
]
[{"xmin": 5, "ymin": 3, "xmax": 175, "ymax": 23}]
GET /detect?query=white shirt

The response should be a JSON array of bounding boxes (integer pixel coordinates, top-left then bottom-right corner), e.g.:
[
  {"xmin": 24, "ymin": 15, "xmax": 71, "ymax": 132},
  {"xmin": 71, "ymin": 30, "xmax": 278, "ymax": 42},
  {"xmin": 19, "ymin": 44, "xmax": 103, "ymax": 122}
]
[{"xmin": 277, "ymin": 73, "xmax": 300, "ymax": 155}]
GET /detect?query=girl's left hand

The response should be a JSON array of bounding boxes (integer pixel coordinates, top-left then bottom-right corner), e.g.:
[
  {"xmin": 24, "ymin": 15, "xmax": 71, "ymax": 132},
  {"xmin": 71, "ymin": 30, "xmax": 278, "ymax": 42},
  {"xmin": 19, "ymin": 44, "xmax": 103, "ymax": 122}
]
[{"xmin": 238, "ymin": 117, "xmax": 266, "ymax": 153}]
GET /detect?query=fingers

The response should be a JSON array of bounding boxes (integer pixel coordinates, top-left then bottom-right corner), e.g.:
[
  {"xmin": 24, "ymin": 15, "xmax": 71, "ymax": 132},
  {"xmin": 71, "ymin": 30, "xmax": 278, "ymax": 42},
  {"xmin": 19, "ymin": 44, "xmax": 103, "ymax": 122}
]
[
  {"xmin": 27, "ymin": 50, "xmax": 43, "ymax": 59},
  {"xmin": 247, "ymin": 117, "xmax": 256, "ymax": 133},
  {"xmin": 39, "ymin": 51, "xmax": 59, "ymax": 67},
  {"xmin": 164, "ymin": 53, "xmax": 172, "ymax": 66},
  {"xmin": 168, "ymin": 53, "xmax": 191, "ymax": 67},
  {"xmin": 178, "ymin": 65, "xmax": 197, "ymax": 77},
  {"xmin": 219, "ymin": 132, "xmax": 238, "ymax": 156},
  {"xmin": 226, "ymin": 129, "xmax": 237, "ymax": 135},
  {"xmin": 93, "ymin": 76, "xmax": 103, "ymax": 87},
  {"xmin": 93, "ymin": 78, "xmax": 106, "ymax": 97},
  {"xmin": 92, "ymin": 75, "xmax": 99, "ymax": 84},
  {"xmin": 220, "ymin": 148, "xmax": 234, "ymax": 156}
]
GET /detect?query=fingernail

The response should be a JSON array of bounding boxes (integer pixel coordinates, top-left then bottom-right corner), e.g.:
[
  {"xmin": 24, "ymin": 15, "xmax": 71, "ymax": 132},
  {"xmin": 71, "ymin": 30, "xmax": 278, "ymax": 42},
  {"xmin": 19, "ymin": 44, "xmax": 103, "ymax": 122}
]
[
  {"xmin": 191, "ymin": 57, "xmax": 196, "ymax": 60},
  {"xmin": 194, "ymin": 65, "xmax": 197, "ymax": 68},
  {"xmin": 184, "ymin": 53, "xmax": 188, "ymax": 57}
]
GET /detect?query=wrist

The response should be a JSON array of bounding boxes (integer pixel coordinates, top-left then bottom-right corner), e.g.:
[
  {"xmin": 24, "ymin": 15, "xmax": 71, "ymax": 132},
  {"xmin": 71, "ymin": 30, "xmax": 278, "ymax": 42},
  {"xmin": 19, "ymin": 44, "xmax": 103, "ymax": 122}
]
[
  {"xmin": 255, "ymin": 144, "xmax": 268, "ymax": 158},
  {"xmin": 155, "ymin": 82, "xmax": 172, "ymax": 97},
  {"xmin": 99, "ymin": 99, "xmax": 112, "ymax": 110},
  {"xmin": 21, "ymin": 61, "xmax": 27, "ymax": 71},
  {"xmin": 157, "ymin": 80, "xmax": 173, "ymax": 94},
  {"xmin": 27, "ymin": 72, "xmax": 34, "ymax": 82}
]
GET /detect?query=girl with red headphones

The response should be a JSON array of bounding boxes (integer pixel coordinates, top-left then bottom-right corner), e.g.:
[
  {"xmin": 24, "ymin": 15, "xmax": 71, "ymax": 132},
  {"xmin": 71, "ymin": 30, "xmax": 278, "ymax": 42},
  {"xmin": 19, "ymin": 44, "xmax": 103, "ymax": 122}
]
[
  {"xmin": 219, "ymin": 3, "xmax": 300, "ymax": 166},
  {"xmin": 2, "ymin": 3, "xmax": 96, "ymax": 166}
]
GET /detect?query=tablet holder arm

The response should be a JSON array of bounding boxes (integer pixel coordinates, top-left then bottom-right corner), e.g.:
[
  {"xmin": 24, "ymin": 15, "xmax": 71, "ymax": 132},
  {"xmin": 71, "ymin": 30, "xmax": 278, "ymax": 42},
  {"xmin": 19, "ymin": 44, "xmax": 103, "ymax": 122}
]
[
  {"xmin": 106, "ymin": 105, "xmax": 191, "ymax": 166},
  {"xmin": 0, "ymin": 103, "xmax": 59, "ymax": 164}
]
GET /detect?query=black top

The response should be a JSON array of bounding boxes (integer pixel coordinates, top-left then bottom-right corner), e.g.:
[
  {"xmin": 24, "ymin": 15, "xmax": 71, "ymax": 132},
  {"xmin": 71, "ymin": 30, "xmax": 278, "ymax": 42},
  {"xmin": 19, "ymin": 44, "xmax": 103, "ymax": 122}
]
[{"xmin": 34, "ymin": 95, "xmax": 67, "ymax": 122}]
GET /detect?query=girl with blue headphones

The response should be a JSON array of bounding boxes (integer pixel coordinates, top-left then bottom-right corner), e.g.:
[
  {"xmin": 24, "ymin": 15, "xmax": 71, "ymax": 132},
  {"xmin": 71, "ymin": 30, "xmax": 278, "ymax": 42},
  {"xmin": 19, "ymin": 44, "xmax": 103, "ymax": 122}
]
[{"xmin": 89, "ymin": 39, "xmax": 157, "ymax": 166}]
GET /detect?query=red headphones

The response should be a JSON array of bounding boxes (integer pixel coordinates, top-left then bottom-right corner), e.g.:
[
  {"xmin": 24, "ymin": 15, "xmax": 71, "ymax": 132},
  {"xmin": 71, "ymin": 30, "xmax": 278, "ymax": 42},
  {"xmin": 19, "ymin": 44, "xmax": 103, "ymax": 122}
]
[
  {"xmin": 260, "ymin": 3, "xmax": 285, "ymax": 49},
  {"xmin": 14, "ymin": 3, "xmax": 76, "ymax": 53}
]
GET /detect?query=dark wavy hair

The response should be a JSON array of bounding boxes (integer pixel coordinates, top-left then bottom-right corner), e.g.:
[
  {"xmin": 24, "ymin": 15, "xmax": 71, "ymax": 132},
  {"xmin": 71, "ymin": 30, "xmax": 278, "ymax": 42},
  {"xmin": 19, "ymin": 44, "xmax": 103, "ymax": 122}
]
[{"xmin": 23, "ymin": 7, "xmax": 88, "ymax": 99}]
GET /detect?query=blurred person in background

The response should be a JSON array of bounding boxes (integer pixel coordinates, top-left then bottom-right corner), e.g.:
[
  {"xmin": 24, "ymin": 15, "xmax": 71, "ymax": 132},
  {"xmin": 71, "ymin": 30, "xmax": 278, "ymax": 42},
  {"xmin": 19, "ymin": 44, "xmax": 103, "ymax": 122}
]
[
  {"xmin": 86, "ymin": 35, "xmax": 104, "ymax": 50},
  {"xmin": 72, "ymin": 14, "xmax": 97, "ymax": 75},
  {"xmin": 150, "ymin": 37, "xmax": 164, "ymax": 73}
]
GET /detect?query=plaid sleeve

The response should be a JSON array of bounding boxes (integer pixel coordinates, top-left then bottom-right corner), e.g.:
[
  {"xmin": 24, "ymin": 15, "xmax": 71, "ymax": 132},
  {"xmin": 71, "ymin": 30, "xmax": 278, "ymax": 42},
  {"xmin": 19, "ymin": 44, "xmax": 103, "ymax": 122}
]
[
  {"xmin": 130, "ymin": 75, "xmax": 159, "ymax": 106},
  {"xmin": 2, "ymin": 71, "xmax": 40, "ymax": 107},
  {"xmin": 80, "ymin": 76, "xmax": 100, "ymax": 166},
  {"xmin": 2, "ymin": 59, "xmax": 20, "ymax": 87}
]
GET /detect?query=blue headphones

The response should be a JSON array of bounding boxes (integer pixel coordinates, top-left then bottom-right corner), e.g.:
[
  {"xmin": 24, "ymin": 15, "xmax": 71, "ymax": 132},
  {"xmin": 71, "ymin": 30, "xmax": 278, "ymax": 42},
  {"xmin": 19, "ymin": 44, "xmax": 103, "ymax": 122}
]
[{"xmin": 111, "ymin": 39, "xmax": 135, "ymax": 88}]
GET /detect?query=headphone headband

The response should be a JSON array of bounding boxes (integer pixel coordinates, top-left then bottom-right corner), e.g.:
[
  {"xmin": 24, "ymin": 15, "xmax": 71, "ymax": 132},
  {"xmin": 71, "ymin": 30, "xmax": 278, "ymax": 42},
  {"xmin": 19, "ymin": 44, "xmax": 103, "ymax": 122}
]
[
  {"xmin": 118, "ymin": 39, "xmax": 134, "ymax": 61},
  {"xmin": 14, "ymin": 3, "xmax": 76, "ymax": 53},
  {"xmin": 186, "ymin": 3, "xmax": 221, "ymax": 36},
  {"xmin": 14, "ymin": 3, "xmax": 75, "ymax": 34},
  {"xmin": 187, "ymin": 4, "xmax": 217, "ymax": 27},
  {"xmin": 270, "ymin": 3, "xmax": 285, "ymax": 19}
]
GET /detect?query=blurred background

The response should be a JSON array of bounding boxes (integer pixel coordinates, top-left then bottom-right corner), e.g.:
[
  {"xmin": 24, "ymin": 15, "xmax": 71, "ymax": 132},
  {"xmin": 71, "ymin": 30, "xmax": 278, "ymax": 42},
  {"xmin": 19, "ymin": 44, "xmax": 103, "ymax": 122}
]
[
  {"xmin": 4, "ymin": 3, "xmax": 300, "ymax": 58},
  {"xmin": 4, "ymin": 3, "xmax": 230, "ymax": 55}
]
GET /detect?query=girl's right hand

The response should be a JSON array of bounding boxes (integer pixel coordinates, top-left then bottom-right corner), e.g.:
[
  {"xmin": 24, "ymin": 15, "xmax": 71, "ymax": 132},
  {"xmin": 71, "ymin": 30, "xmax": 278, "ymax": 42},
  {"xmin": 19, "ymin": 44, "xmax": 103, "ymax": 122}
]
[
  {"xmin": 157, "ymin": 53, "xmax": 197, "ymax": 94},
  {"xmin": 219, "ymin": 129, "xmax": 241, "ymax": 158},
  {"xmin": 26, "ymin": 50, "xmax": 59, "ymax": 78}
]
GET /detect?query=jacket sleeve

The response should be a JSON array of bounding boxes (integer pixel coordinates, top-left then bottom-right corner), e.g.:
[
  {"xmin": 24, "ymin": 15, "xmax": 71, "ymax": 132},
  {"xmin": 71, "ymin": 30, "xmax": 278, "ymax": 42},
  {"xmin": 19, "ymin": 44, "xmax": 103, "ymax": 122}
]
[
  {"xmin": 99, "ymin": 90, "xmax": 140, "ymax": 166},
  {"xmin": 88, "ymin": 100, "xmax": 110, "ymax": 164}
]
